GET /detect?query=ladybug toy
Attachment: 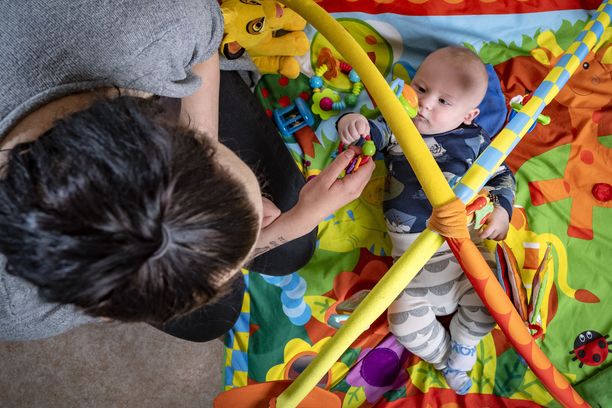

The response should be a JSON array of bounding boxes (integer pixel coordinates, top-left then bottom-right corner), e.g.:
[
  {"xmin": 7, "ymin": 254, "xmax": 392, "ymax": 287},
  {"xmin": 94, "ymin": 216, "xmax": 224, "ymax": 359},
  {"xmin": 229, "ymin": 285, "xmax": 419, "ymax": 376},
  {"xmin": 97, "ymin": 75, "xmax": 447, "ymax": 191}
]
[{"xmin": 569, "ymin": 330, "xmax": 612, "ymax": 368}]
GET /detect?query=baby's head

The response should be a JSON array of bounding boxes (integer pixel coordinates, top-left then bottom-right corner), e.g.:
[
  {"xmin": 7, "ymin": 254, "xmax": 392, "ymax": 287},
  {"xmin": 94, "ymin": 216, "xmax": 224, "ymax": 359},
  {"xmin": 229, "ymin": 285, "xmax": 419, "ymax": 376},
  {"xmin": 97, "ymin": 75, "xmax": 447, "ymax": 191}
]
[{"xmin": 410, "ymin": 46, "xmax": 488, "ymax": 135}]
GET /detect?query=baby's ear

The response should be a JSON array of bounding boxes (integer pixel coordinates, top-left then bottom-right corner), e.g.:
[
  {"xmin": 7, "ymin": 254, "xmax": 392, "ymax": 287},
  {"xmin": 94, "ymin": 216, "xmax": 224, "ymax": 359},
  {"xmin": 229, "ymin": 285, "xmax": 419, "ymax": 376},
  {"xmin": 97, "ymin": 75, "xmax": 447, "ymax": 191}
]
[{"xmin": 463, "ymin": 108, "xmax": 480, "ymax": 125}]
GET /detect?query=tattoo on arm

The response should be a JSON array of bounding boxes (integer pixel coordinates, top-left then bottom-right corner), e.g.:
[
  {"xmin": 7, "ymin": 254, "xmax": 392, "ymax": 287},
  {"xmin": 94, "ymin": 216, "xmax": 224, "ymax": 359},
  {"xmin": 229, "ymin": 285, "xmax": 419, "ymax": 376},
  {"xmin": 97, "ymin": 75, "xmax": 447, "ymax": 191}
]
[{"xmin": 250, "ymin": 236, "xmax": 287, "ymax": 259}]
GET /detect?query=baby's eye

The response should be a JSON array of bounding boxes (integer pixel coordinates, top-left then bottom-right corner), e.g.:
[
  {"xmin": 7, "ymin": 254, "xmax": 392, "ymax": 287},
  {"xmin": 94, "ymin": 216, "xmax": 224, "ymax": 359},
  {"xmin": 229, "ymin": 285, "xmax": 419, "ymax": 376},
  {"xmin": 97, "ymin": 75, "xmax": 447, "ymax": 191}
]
[
  {"xmin": 439, "ymin": 98, "xmax": 450, "ymax": 105},
  {"xmin": 416, "ymin": 86, "xmax": 425, "ymax": 93}
]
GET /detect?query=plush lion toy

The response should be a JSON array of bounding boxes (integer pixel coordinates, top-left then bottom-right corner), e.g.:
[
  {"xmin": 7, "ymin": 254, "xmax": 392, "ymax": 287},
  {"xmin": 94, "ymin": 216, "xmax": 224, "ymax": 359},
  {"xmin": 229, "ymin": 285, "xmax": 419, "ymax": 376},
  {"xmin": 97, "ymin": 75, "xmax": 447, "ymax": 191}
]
[{"xmin": 220, "ymin": 0, "xmax": 309, "ymax": 79}]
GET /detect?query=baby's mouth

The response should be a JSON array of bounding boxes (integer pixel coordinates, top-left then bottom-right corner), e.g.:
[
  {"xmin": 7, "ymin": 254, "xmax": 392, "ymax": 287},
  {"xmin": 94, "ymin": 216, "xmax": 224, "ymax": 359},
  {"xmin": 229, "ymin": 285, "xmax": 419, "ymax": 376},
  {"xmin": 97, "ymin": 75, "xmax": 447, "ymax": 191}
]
[{"xmin": 416, "ymin": 113, "xmax": 428, "ymax": 122}]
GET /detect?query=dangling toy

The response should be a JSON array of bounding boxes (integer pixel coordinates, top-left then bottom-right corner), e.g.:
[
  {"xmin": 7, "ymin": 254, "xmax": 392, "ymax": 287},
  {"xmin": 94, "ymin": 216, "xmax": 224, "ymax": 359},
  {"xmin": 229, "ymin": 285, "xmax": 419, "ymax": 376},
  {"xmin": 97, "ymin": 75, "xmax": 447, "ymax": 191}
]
[
  {"xmin": 360, "ymin": 77, "xmax": 418, "ymax": 120},
  {"xmin": 465, "ymin": 191, "xmax": 495, "ymax": 230},
  {"xmin": 508, "ymin": 94, "xmax": 551, "ymax": 133},
  {"xmin": 220, "ymin": 0, "xmax": 309, "ymax": 79},
  {"xmin": 337, "ymin": 135, "xmax": 376, "ymax": 175}
]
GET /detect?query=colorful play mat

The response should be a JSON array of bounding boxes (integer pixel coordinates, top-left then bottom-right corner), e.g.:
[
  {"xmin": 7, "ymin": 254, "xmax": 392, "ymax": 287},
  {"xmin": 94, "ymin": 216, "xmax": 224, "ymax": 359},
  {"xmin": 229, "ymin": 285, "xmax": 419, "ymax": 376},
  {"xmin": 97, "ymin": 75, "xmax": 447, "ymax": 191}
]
[{"xmin": 221, "ymin": 1, "xmax": 612, "ymax": 406}]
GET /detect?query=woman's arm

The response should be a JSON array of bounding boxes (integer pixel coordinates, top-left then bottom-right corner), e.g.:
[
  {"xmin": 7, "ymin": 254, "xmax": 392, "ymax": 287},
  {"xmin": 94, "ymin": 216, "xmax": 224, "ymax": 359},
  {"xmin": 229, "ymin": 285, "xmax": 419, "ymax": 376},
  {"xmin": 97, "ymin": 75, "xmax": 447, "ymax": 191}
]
[
  {"xmin": 180, "ymin": 53, "xmax": 220, "ymax": 140},
  {"xmin": 251, "ymin": 149, "xmax": 375, "ymax": 257}
]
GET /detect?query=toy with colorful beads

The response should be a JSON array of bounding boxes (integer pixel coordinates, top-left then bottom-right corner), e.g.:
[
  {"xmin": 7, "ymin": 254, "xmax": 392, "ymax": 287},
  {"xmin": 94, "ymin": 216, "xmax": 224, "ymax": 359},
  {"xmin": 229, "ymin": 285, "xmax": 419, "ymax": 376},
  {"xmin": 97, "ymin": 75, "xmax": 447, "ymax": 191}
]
[
  {"xmin": 309, "ymin": 48, "xmax": 364, "ymax": 119},
  {"xmin": 337, "ymin": 135, "xmax": 376, "ymax": 175}
]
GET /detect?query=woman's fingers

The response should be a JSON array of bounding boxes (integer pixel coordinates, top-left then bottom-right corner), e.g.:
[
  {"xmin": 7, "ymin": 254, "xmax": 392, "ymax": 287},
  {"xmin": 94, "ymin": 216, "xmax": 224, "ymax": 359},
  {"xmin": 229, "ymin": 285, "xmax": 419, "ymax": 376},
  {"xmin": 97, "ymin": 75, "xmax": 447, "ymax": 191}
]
[
  {"xmin": 317, "ymin": 149, "xmax": 356, "ymax": 187},
  {"xmin": 333, "ymin": 157, "xmax": 375, "ymax": 198}
]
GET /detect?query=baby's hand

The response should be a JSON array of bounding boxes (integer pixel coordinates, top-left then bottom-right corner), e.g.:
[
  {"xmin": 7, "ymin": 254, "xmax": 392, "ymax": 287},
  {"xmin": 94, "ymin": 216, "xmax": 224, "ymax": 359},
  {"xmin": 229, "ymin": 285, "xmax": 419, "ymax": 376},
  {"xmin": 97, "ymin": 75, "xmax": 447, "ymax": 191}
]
[
  {"xmin": 337, "ymin": 113, "xmax": 370, "ymax": 146},
  {"xmin": 479, "ymin": 206, "xmax": 510, "ymax": 241}
]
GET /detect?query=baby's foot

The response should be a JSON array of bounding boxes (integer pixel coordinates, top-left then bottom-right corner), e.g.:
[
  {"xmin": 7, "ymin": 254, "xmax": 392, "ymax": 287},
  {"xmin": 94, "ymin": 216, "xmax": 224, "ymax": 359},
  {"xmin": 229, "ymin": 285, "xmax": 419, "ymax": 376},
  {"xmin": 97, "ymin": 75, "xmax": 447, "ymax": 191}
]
[
  {"xmin": 441, "ymin": 367, "xmax": 472, "ymax": 395},
  {"xmin": 447, "ymin": 341, "xmax": 477, "ymax": 370}
]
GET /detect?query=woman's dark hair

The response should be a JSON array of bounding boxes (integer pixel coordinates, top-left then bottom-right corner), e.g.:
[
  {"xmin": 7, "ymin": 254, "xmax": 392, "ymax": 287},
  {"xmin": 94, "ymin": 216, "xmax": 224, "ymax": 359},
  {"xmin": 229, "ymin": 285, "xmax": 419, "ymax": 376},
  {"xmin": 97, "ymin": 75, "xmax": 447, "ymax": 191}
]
[{"xmin": 0, "ymin": 96, "xmax": 260, "ymax": 323}]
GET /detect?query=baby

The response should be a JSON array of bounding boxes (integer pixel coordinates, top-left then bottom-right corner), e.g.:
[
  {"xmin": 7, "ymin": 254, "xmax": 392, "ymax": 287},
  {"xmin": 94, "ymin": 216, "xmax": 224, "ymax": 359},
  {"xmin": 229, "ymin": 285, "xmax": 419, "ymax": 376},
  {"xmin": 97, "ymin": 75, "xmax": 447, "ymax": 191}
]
[{"xmin": 337, "ymin": 46, "xmax": 515, "ymax": 394}]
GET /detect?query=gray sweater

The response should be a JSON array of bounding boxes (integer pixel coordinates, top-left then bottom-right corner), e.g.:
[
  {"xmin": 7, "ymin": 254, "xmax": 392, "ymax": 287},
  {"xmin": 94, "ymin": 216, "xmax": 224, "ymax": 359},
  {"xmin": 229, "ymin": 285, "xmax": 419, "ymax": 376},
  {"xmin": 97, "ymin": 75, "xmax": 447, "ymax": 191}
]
[{"xmin": 0, "ymin": 0, "xmax": 224, "ymax": 340}]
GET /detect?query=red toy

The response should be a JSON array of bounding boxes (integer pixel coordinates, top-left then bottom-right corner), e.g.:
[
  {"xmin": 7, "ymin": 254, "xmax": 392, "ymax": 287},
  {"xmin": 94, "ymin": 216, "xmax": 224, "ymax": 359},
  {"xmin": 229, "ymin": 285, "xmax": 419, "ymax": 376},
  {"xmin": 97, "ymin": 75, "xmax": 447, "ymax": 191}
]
[
  {"xmin": 337, "ymin": 135, "xmax": 376, "ymax": 175},
  {"xmin": 569, "ymin": 330, "xmax": 611, "ymax": 368}
]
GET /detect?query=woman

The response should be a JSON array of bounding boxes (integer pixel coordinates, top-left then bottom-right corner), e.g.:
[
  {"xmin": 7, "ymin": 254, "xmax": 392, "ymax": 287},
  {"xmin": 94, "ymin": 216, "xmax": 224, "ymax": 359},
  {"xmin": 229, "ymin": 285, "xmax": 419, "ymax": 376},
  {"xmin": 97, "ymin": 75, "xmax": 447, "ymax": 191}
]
[{"xmin": 0, "ymin": 0, "xmax": 374, "ymax": 341}]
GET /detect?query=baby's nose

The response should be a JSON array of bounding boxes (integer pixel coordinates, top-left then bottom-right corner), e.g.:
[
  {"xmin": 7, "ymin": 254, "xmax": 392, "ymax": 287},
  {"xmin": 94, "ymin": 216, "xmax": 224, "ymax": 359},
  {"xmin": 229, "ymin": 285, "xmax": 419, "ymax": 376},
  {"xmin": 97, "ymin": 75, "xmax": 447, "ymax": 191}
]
[{"xmin": 419, "ymin": 96, "xmax": 432, "ymax": 110}]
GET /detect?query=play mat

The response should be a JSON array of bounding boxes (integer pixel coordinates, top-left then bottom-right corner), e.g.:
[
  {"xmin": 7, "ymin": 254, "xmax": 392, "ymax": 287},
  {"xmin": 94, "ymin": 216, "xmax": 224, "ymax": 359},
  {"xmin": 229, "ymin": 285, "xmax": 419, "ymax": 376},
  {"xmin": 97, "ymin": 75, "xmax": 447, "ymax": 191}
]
[{"xmin": 221, "ymin": 1, "xmax": 612, "ymax": 406}]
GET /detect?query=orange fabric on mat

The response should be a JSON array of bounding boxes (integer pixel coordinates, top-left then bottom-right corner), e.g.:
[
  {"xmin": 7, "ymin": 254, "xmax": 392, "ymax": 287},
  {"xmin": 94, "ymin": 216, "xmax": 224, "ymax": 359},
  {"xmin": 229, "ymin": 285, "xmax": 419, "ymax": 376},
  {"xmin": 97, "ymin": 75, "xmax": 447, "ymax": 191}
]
[{"xmin": 427, "ymin": 197, "xmax": 470, "ymax": 239}]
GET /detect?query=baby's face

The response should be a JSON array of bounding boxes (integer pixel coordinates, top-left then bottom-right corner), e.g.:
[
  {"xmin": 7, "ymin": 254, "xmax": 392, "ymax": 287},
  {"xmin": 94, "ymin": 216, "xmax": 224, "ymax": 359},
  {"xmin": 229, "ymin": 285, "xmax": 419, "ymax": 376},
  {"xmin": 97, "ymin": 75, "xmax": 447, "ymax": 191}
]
[{"xmin": 410, "ymin": 54, "xmax": 484, "ymax": 135}]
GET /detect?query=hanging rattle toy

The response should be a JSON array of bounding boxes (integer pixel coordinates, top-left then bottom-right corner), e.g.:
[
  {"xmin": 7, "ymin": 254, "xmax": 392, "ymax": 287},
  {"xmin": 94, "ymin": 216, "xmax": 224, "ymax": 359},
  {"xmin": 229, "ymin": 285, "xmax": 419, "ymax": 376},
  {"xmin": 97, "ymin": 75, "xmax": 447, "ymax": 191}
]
[{"xmin": 337, "ymin": 135, "xmax": 376, "ymax": 175}]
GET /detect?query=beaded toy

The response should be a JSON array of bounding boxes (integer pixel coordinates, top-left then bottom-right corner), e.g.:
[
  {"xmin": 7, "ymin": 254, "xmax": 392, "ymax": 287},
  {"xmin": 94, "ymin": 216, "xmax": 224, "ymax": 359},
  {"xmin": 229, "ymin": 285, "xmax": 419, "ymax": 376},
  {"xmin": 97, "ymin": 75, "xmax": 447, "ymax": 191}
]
[
  {"xmin": 309, "ymin": 48, "xmax": 364, "ymax": 117},
  {"xmin": 337, "ymin": 135, "xmax": 376, "ymax": 175}
]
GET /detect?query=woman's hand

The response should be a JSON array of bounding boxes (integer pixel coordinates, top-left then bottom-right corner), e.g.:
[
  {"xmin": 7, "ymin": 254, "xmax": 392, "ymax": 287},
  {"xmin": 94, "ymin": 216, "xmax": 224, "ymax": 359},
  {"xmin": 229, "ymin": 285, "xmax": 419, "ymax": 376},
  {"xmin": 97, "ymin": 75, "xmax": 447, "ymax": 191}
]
[
  {"xmin": 251, "ymin": 149, "xmax": 374, "ymax": 258},
  {"xmin": 337, "ymin": 113, "xmax": 370, "ymax": 145},
  {"xmin": 479, "ymin": 206, "xmax": 510, "ymax": 241},
  {"xmin": 294, "ymin": 149, "xmax": 375, "ymax": 228}
]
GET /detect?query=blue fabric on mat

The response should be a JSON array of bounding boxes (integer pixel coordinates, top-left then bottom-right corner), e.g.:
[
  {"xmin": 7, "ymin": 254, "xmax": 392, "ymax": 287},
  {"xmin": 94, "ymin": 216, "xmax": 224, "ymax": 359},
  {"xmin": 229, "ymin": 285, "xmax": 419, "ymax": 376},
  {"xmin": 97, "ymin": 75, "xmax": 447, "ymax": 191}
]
[{"xmin": 477, "ymin": 64, "xmax": 508, "ymax": 138}]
